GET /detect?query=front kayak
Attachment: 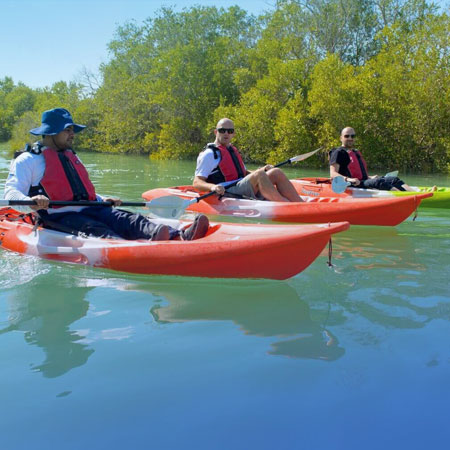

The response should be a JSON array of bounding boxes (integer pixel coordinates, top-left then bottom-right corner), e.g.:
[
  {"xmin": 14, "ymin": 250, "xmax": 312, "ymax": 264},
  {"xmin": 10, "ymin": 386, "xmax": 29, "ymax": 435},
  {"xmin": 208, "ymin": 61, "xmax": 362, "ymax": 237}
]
[
  {"xmin": 292, "ymin": 178, "xmax": 448, "ymax": 208},
  {"xmin": 142, "ymin": 186, "xmax": 432, "ymax": 226},
  {"xmin": 0, "ymin": 207, "xmax": 349, "ymax": 280}
]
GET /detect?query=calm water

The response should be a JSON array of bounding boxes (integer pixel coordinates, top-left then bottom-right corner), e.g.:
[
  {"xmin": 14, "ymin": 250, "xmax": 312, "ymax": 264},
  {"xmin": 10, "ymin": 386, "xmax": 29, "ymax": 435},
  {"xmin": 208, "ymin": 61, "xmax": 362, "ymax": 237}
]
[{"xmin": 1, "ymin": 149, "xmax": 449, "ymax": 450}]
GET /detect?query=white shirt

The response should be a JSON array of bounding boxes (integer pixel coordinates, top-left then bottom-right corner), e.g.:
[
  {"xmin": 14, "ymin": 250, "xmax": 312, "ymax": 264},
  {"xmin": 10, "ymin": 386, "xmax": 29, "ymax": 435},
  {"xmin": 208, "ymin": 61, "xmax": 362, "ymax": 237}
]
[{"xmin": 4, "ymin": 149, "xmax": 102, "ymax": 214}]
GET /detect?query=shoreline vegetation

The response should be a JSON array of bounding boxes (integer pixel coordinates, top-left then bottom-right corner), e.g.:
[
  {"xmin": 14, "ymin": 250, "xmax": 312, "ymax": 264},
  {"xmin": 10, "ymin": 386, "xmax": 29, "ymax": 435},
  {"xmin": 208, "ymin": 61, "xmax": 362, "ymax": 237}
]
[{"xmin": 0, "ymin": 0, "xmax": 448, "ymax": 173}]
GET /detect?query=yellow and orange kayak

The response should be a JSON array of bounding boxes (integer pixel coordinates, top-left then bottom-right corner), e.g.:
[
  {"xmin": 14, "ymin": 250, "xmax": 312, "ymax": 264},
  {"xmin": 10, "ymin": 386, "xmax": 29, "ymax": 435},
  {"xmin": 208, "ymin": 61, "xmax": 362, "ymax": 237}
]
[
  {"xmin": 0, "ymin": 207, "xmax": 349, "ymax": 280},
  {"xmin": 142, "ymin": 186, "xmax": 431, "ymax": 226}
]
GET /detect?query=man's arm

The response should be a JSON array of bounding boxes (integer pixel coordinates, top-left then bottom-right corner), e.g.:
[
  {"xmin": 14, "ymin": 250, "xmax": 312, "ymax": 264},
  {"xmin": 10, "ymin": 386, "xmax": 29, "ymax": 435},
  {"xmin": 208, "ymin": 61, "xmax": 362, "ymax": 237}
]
[
  {"xmin": 193, "ymin": 176, "xmax": 225, "ymax": 195},
  {"xmin": 4, "ymin": 154, "xmax": 51, "ymax": 211},
  {"xmin": 193, "ymin": 148, "xmax": 228, "ymax": 195},
  {"xmin": 330, "ymin": 163, "xmax": 360, "ymax": 186},
  {"xmin": 329, "ymin": 163, "xmax": 341, "ymax": 179}
]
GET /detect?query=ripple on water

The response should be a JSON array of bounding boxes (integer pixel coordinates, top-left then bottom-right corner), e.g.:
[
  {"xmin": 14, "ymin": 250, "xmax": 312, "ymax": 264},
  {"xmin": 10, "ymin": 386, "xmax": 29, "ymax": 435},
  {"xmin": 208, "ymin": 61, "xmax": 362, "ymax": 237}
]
[{"xmin": 0, "ymin": 252, "xmax": 51, "ymax": 289}]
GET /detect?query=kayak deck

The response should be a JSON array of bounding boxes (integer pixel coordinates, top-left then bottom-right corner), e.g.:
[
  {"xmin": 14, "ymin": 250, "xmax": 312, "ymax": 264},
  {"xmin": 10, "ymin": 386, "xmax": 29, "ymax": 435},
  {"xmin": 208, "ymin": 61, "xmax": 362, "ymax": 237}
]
[
  {"xmin": 292, "ymin": 178, "xmax": 448, "ymax": 208},
  {"xmin": 142, "ymin": 186, "xmax": 432, "ymax": 226},
  {"xmin": 0, "ymin": 207, "xmax": 349, "ymax": 280}
]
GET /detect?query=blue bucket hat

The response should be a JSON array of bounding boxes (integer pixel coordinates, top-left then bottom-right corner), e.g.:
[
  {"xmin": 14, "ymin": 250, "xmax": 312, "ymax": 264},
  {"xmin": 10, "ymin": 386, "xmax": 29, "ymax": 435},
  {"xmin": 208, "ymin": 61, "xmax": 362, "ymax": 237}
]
[{"xmin": 29, "ymin": 108, "xmax": 86, "ymax": 136}]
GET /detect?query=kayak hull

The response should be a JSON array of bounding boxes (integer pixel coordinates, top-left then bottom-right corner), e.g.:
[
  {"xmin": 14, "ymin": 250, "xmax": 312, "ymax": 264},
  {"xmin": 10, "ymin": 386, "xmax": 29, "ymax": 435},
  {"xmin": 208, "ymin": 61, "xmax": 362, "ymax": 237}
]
[
  {"xmin": 293, "ymin": 178, "xmax": 448, "ymax": 208},
  {"xmin": 142, "ymin": 186, "xmax": 432, "ymax": 226},
  {"xmin": 390, "ymin": 187, "xmax": 449, "ymax": 208},
  {"xmin": 0, "ymin": 207, "xmax": 349, "ymax": 280}
]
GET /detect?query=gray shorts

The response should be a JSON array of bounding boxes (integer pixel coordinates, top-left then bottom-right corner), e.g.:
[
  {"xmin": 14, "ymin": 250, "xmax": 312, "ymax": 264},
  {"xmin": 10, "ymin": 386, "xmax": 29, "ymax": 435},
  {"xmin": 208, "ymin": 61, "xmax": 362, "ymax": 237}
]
[{"xmin": 226, "ymin": 175, "xmax": 261, "ymax": 199}]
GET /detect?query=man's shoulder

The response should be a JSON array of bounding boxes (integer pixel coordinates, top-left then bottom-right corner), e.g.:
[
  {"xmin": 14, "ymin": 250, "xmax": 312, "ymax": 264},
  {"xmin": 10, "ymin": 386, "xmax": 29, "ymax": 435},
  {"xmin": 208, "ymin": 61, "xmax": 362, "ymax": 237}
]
[
  {"xmin": 15, "ymin": 150, "xmax": 43, "ymax": 164},
  {"xmin": 200, "ymin": 144, "xmax": 220, "ymax": 158},
  {"xmin": 329, "ymin": 147, "xmax": 350, "ymax": 156}
]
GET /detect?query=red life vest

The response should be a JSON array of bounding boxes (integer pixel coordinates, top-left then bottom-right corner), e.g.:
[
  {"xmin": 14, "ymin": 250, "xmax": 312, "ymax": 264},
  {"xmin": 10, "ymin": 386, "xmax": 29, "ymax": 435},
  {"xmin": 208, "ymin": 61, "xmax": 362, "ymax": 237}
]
[
  {"xmin": 37, "ymin": 148, "xmax": 96, "ymax": 203},
  {"xmin": 205, "ymin": 144, "xmax": 246, "ymax": 183},
  {"xmin": 347, "ymin": 149, "xmax": 369, "ymax": 180}
]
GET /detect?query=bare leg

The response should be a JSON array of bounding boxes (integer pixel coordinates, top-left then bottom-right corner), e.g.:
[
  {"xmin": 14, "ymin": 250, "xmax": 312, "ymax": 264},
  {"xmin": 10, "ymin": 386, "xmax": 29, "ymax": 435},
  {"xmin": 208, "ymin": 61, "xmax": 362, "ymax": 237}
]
[
  {"xmin": 248, "ymin": 169, "xmax": 303, "ymax": 202},
  {"xmin": 266, "ymin": 168, "xmax": 303, "ymax": 202},
  {"xmin": 247, "ymin": 170, "xmax": 289, "ymax": 201}
]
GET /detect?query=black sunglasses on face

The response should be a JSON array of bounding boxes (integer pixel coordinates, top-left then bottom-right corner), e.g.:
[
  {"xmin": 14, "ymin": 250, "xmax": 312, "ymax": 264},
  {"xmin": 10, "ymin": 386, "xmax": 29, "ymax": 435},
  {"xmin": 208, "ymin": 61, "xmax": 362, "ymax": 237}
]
[
  {"xmin": 344, "ymin": 134, "xmax": 356, "ymax": 138},
  {"xmin": 217, "ymin": 128, "xmax": 235, "ymax": 134}
]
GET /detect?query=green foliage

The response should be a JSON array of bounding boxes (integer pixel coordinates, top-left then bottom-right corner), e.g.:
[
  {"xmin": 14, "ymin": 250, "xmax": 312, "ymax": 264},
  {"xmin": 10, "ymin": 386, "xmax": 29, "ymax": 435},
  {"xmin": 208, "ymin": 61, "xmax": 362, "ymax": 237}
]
[
  {"xmin": 309, "ymin": 12, "xmax": 449, "ymax": 172},
  {"xmin": 9, "ymin": 110, "xmax": 40, "ymax": 152},
  {"xmin": 0, "ymin": 2, "xmax": 448, "ymax": 172},
  {"xmin": 273, "ymin": 92, "xmax": 315, "ymax": 164},
  {"xmin": 0, "ymin": 78, "xmax": 37, "ymax": 141},
  {"xmin": 226, "ymin": 58, "xmax": 311, "ymax": 163},
  {"xmin": 91, "ymin": 6, "xmax": 258, "ymax": 157}
]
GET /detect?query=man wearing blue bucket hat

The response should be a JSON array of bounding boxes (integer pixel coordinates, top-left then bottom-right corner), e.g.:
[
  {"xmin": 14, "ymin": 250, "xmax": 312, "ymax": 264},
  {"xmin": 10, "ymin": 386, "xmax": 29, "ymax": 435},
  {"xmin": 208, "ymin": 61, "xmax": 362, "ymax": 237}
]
[
  {"xmin": 4, "ymin": 108, "xmax": 209, "ymax": 241},
  {"xmin": 29, "ymin": 107, "xmax": 86, "ymax": 136}
]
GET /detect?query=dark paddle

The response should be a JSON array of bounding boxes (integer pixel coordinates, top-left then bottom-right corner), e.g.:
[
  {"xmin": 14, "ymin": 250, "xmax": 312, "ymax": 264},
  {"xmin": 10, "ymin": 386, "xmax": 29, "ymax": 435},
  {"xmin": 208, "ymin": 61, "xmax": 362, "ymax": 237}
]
[{"xmin": 0, "ymin": 197, "xmax": 190, "ymax": 219}]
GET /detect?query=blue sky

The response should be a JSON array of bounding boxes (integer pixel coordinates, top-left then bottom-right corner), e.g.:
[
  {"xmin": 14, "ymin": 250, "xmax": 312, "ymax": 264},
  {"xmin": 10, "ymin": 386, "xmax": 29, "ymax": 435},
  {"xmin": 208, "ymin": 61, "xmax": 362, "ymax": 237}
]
[{"xmin": 1, "ymin": 0, "xmax": 274, "ymax": 89}]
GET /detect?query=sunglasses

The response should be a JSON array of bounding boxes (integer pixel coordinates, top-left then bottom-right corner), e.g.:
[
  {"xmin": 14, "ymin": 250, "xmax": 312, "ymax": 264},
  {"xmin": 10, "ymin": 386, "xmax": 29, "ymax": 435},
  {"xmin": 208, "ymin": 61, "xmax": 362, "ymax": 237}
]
[
  {"xmin": 344, "ymin": 134, "xmax": 356, "ymax": 138},
  {"xmin": 217, "ymin": 128, "xmax": 235, "ymax": 134}
]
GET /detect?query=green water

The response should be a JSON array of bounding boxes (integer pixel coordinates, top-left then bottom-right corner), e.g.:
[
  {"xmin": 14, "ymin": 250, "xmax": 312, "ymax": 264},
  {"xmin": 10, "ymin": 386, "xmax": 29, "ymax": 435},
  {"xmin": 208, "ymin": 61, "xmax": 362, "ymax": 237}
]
[{"xmin": 1, "ymin": 150, "xmax": 449, "ymax": 450}]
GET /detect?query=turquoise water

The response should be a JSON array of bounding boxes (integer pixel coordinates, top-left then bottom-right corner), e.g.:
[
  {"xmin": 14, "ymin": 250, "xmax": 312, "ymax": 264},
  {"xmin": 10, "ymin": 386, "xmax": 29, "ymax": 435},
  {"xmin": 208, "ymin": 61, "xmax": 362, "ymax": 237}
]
[{"xmin": 1, "ymin": 150, "xmax": 449, "ymax": 449}]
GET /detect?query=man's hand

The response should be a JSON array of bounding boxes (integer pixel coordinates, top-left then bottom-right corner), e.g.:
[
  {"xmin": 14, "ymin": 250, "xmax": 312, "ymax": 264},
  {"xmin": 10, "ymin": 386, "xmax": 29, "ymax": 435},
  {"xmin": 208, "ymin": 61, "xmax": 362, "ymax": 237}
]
[
  {"xmin": 262, "ymin": 164, "xmax": 274, "ymax": 172},
  {"xmin": 346, "ymin": 177, "xmax": 361, "ymax": 186},
  {"xmin": 104, "ymin": 197, "xmax": 122, "ymax": 207},
  {"xmin": 30, "ymin": 195, "xmax": 50, "ymax": 211},
  {"xmin": 210, "ymin": 184, "xmax": 225, "ymax": 195}
]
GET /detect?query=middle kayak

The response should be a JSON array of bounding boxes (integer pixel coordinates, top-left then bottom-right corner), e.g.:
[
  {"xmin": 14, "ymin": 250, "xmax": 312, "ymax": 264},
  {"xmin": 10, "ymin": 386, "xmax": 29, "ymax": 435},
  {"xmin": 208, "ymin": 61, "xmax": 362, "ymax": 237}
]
[{"xmin": 142, "ymin": 186, "xmax": 432, "ymax": 226}]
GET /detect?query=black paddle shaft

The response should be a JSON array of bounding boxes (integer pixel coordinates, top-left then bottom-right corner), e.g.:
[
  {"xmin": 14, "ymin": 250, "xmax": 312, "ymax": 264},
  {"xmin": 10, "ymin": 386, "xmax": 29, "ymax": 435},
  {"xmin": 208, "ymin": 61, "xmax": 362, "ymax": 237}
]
[{"xmin": 4, "ymin": 200, "xmax": 146, "ymax": 207}]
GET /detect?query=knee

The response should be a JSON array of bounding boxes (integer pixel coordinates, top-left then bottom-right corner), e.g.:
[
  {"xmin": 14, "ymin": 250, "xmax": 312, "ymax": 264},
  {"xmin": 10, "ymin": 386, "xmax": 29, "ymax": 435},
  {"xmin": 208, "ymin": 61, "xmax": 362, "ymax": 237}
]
[
  {"xmin": 249, "ymin": 170, "xmax": 266, "ymax": 182},
  {"xmin": 266, "ymin": 167, "xmax": 286, "ymax": 181}
]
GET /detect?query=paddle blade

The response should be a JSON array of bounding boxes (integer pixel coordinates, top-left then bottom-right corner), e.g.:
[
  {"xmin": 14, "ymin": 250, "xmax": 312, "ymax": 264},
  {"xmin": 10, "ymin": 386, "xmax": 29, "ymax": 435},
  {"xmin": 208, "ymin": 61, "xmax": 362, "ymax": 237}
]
[
  {"xmin": 331, "ymin": 176, "xmax": 350, "ymax": 194},
  {"xmin": 289, "ymin": 147, "xmax": 323, "ymax": 163},
  {"xmin": 146, "ymin": 196, "xmax": 192, "ymax": 219},
  {"xmin": 384, "ymin": 170, "xmax": 399, "ymax": 178}
]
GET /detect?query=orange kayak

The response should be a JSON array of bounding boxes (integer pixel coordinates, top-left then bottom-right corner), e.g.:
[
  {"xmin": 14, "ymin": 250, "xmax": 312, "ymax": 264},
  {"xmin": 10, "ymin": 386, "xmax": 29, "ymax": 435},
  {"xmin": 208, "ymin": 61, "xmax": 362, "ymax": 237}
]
[
  {"xmin": 0, "ymin": 207, "xmax": 349, "ymax": 280},
  {"xmin": 142, "ymin": 186, "xmax": 432, "ymax": 226}
]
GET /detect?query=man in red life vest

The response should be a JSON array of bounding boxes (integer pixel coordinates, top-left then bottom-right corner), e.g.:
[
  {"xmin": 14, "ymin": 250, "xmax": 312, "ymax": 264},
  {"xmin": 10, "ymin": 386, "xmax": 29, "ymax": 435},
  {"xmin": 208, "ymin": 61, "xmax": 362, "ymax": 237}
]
[
  {"xmin": 329, "ymin": 127, "xmax": 414, "ymax": 191},
  {"xmin": 193, "ymin": 118, "xmax": 303, "ymax": 201},
  {"xmin": 5, "ymin": 108, "xmax": 209, "ymax": 241}
]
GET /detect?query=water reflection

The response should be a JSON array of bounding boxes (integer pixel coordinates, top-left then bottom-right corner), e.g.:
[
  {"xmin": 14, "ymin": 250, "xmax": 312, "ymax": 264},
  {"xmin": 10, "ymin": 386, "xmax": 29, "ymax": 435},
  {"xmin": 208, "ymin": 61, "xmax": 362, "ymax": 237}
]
[
  {"xmin": 0, "ymin": 273, "xmax": 93, "ymax": 378},
  {"xmin": 147, "ymin": 279, "xmax": 345, "ymax": 361},
  {"xmin": 335, "ymin": 226, "xmax": 425, "ymax": 271},
  {"xmin": 293, "ymin": 223, "xmax": 450, "ymax": 333}
]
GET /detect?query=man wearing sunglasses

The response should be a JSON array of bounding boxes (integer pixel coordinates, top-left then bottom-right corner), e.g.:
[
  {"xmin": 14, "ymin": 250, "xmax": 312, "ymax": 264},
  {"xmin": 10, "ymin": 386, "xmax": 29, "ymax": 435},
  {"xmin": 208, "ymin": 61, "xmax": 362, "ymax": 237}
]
[
  {"xmin": 193, "ymin": 118, "xmax": 302, "ymax": 201},
  {"xmin": 329, "ymin": 127, "xmax": 414, "ymax": 191}
]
